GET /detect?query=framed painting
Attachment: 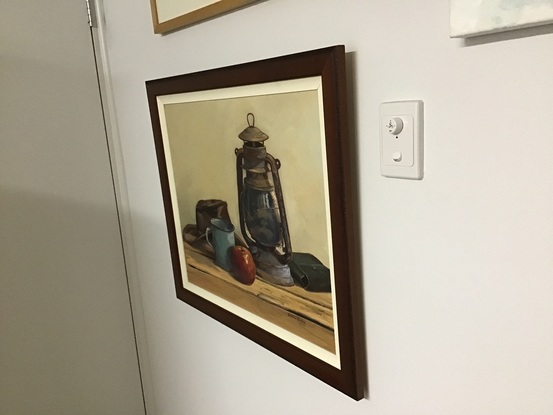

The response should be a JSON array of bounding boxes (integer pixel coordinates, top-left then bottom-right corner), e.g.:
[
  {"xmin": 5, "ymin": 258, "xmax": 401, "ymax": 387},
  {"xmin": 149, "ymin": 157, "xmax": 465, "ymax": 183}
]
[
  {"xmin": 146, "ymin": 45, "xmax": 363, "ymax": 399},
  {"xmin": 150, "ymin": 0, "xmax": 260, "ymax": 34},
  {"xmin": 450, "ymin": 0, "xmax": 553, "ymax": 38}
]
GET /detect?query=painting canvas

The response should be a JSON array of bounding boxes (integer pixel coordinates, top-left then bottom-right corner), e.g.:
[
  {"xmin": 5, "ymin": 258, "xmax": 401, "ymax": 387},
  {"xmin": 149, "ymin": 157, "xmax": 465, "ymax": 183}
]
[
  {"xmin": 160, "ymin": 78, "xmax": 338, "ymax": 361},
  {"xmin": 450, "ymin": 0, "xmax": 553, "ymax": 37},
  {"xmin": 146, "ymin": 46, "xmax": 363, "ymax": 399}
]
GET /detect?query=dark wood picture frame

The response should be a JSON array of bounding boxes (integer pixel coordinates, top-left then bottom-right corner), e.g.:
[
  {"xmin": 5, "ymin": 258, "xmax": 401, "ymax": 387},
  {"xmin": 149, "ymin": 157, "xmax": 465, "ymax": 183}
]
[{"xmin": 146, "ymin": 45, "xmax": 363, "ymax": 399}]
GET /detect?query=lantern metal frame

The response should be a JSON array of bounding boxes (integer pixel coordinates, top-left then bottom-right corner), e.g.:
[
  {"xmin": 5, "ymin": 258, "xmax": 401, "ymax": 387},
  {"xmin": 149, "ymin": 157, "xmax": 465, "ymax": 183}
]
[{"xmin": 235, "ymin": 114, "xmax": 293, "ymax": 278}]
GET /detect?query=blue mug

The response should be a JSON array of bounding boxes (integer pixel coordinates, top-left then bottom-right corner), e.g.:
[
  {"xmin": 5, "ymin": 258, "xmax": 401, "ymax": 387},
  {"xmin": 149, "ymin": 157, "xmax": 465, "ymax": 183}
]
[{"xmin": 205, "ymin": 218, "xmax": 235, "ymax": 271}]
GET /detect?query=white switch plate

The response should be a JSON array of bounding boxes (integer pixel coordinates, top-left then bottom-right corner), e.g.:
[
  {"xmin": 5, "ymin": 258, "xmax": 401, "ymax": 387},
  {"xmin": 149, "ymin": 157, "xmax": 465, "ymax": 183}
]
[{"xmin": 380, "ymin": 100, "xmax": 424, "ymax": 179}]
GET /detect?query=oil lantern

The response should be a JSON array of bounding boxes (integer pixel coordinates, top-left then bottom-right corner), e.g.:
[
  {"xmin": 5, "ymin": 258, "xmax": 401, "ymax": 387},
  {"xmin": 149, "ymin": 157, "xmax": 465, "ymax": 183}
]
[{"xmin": 234, "ymin": 113, "xmax": 293, "ymax": 286}]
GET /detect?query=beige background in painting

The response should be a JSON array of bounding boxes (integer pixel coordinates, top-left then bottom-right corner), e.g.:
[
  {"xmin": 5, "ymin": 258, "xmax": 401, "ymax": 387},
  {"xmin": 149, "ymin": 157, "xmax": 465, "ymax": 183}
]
[{"xmin": 164, "ymin": 90, "xmax": 330, "ymax": 267}]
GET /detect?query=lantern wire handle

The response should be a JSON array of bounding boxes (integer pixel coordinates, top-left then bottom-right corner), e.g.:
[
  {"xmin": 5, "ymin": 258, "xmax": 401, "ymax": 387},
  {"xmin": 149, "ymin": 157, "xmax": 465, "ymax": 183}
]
[{"xmin": 247, "ymin": 113, "xmax": 255, "ymax": 127}]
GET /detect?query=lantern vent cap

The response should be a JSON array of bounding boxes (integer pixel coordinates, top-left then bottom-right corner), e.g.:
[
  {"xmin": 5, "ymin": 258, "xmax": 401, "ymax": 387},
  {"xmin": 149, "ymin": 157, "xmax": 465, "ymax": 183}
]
[{"xmin": 239, "ymin": 113, "xmax": 269, "ymax": 143}]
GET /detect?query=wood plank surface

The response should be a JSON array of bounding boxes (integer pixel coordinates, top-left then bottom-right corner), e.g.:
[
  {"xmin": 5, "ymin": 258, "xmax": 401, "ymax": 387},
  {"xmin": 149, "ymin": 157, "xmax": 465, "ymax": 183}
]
[{"xmin": 184, "ymin": 242, "xmax": 335, "ymax": 353}]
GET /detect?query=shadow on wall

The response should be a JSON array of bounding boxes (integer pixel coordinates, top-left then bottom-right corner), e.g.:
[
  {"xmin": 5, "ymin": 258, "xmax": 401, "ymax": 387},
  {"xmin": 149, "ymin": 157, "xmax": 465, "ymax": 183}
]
[
  {"xmin": 460, "ymin": 22, "xmax": 553, "ymax": 46},
  {"xmin": 345, "ymin": 50, "xmax": 369, "ymax": 399},
  {"xmin": 0, "ymin": 186, "xmax": 143, "ymax": 414}
]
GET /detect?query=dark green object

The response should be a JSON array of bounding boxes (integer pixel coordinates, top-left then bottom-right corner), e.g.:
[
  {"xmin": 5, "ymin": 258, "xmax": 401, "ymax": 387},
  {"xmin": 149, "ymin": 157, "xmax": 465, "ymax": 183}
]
[{"xmin": 289, "ymin": 253, "xmax": 331, "ymax": 292}]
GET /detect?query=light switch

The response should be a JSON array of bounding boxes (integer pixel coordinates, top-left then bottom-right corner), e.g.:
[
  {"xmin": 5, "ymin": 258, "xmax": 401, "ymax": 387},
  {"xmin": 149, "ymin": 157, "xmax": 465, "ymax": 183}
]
[{"xmin": 380, "ymin": 100, "xmax": 424, "ymax": 179}]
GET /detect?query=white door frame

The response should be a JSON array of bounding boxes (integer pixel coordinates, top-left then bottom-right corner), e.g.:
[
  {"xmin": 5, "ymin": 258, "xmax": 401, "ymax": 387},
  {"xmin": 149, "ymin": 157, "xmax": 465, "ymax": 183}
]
[{"xmin": 89, "ymin": 1, "xmax": 157, "ymax": 413}]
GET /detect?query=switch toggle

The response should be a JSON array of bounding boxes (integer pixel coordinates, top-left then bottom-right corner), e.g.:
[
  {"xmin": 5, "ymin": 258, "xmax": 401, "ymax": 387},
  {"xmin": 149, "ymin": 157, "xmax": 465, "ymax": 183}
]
[
  {"xmin": 379, "ymin": 100, "xmax": 424, "ymax": 180},
  {"xmin": 392, "ymin": 151, "xmax": 402, "ymax": 162}
]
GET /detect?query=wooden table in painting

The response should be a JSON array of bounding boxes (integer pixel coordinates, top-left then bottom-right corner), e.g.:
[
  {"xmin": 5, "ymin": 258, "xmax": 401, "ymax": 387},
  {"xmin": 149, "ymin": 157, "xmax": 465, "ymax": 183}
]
[{"xmin": 184, "ymin": 242, "xmax": 335, "ymax": 353}]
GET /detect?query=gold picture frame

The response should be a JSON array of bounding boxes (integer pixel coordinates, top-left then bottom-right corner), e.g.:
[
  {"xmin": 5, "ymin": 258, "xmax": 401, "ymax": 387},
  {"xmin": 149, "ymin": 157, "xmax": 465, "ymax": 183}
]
[{"xmin": 150, "ymin": 0, "xmax": 260, "ymax": 34}]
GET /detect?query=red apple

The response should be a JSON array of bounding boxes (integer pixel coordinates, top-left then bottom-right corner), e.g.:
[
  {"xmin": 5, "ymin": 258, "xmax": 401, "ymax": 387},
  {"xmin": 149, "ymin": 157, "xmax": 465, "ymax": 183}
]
[{"xmin": 230, "ymin": 246, "xmax": 256, "ymax": 285}]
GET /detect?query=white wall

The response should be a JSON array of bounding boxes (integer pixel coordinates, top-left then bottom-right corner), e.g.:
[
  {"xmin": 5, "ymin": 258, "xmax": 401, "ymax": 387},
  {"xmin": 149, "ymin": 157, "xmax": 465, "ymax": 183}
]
[{"xmin": 103, "ymin": 0, "xmax": 553, "ymax": 414}]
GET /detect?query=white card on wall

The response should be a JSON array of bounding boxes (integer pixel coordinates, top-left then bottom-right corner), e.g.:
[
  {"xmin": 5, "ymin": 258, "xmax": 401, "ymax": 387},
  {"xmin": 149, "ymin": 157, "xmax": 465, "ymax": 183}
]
[{"xmin": 450, "ymin": 0, "xmax": 553, "ymax": 38}]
